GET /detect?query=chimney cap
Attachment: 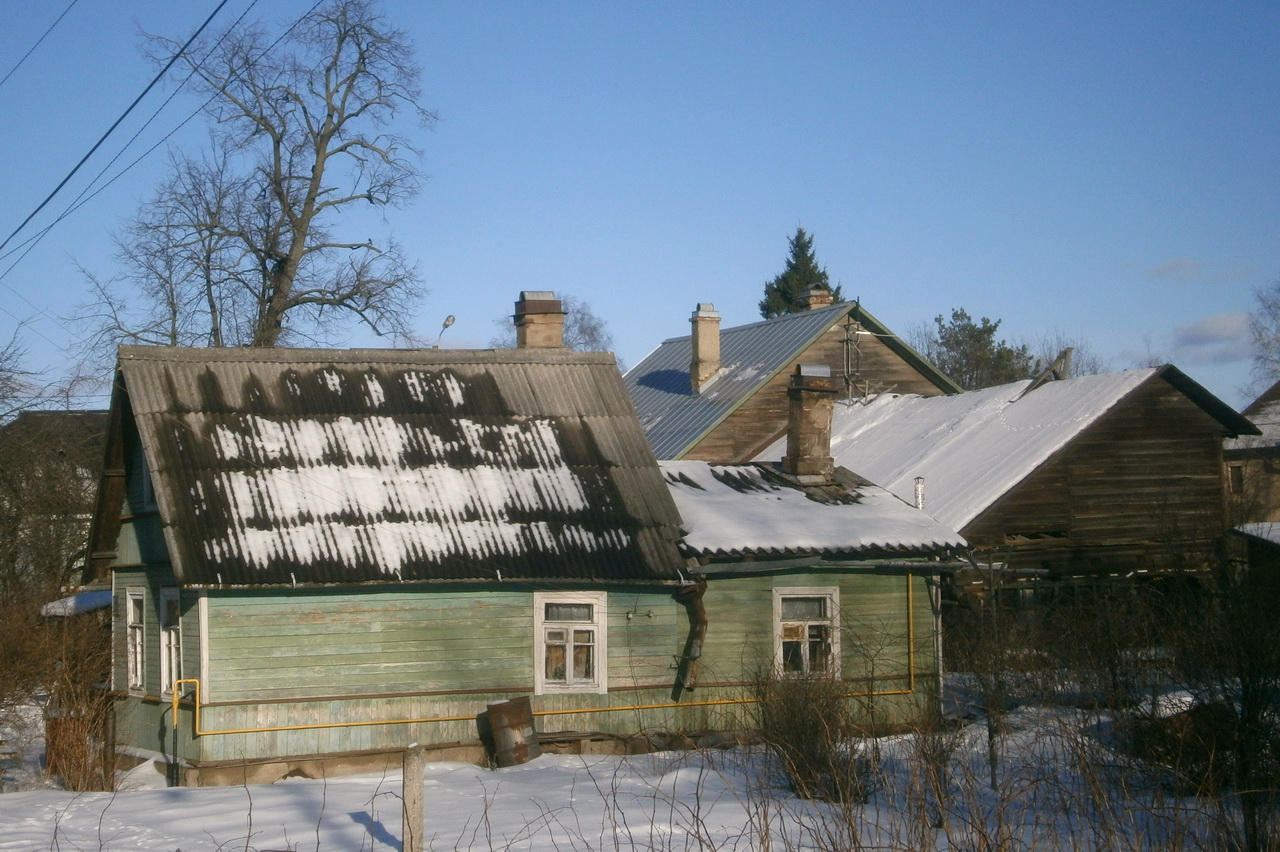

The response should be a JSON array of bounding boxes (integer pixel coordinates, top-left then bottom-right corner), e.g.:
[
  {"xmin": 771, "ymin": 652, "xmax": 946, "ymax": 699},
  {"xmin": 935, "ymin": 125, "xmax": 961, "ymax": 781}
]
[
  {"xmin": 692, "ymin": 302, "xmax": 719, "ymax": 318},
  {"xmin": 796, "ymin": 364, "xmax": 831, "ymax": 378},
  {"xmin": 520, "ymin": 290, "xmax": 557, "ymax": 301}
]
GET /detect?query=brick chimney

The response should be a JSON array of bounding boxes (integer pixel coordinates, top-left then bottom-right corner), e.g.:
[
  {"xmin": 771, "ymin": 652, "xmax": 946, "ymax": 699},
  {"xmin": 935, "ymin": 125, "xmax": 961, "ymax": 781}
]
[
  {"xmin": 690, "ymin": 303, "xmax": 721, "ymax": 393},
  {"xmin": 514, "ymin": 291, "xmax": 565, "ymax": 349},
  {"xmin": 782, "ymin": 364, "xmax": 838, "ymax": 480},
  {"xmin": 797, "ymin": 287, "xmax": 835, "ymax": 311}
]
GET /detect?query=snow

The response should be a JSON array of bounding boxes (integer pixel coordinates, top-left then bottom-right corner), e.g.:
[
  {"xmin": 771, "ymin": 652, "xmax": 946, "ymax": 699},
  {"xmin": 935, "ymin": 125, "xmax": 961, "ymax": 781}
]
[
  {"xmin": 661, "ymin": 461, "xmax": 965, "ymax": 556},
  {"xmin": 0, "ymin": 702, "xmax": 1226, "ymax": 851},
  {"xmin": 1235, "ymin": 522, "xmax": 1280, "ymax": 546},
  {"xmin": 757, "ymin": 370, "xmax": 1157, "ymax": 531},
  {"xmin": 39, "ymin": 589, "xmax": 111, "ymax": 617},
  {"xmin": 204, "ymin": 414, "xmax": 612, "ymax": 573}
]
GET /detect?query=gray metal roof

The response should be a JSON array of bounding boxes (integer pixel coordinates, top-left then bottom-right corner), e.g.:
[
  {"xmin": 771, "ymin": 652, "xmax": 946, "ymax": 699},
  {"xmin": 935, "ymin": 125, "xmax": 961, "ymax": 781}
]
[
  {"xmin": 624, "ymin": 302, "xmax": 958, "ymax": 459},
  {"xmin": 107, "ymin": 346, "xmax": 686, "ymax": 586}
]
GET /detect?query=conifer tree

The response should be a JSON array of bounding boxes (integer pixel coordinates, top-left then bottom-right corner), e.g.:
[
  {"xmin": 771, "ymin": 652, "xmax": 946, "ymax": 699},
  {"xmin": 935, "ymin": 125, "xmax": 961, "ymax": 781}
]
[{"xmin": 759, "ymin": 227, "xmax": 843, "ymax": 318}]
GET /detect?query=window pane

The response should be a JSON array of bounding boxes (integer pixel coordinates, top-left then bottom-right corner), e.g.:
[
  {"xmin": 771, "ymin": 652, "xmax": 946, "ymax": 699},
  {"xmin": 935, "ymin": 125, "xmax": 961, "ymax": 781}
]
[
  {"xmin": 545, "ymin": 603, "xmax": 593, "ymax": 622},
  {"xmin": 545, "ymin": 629, "xmax": 566, "ymax": 642},
  {"xmin": 808, "ymin": 625, "xmax": 832, "ymax": 672},
  {"xmin": 573, "ymin": 644, "xmax": 594, "ymax": 681},
  {"xmin": 782, "ymin": 640, "xmax": 804, "ymax": 673},
  {"xmin": 781, "ymin": 597, "xmax": 827, "ymax": 620},
  {"xmin": 545, "ymin": 643, "xmax": 567, "ymax": 682}
]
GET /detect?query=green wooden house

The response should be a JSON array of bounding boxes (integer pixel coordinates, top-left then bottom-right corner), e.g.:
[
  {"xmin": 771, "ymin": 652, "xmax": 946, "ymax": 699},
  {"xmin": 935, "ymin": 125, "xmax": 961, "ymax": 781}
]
[{"xmin": 87, "ymin": 334, "xmax": 964, "ymax": 785}]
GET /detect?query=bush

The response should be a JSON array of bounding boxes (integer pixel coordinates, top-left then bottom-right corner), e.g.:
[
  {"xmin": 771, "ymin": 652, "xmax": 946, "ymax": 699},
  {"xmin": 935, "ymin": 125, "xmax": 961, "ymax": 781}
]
[{"xmin": 753, "ymin": 673, "xmax": 872, "ymax": 803}]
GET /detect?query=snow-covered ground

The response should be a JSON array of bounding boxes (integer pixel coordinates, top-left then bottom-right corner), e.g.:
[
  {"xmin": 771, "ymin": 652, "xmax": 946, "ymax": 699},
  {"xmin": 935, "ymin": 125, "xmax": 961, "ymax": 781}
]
[{"xmin": 0, "ymin": 700, "xmax": 1232, "ymax": 852}]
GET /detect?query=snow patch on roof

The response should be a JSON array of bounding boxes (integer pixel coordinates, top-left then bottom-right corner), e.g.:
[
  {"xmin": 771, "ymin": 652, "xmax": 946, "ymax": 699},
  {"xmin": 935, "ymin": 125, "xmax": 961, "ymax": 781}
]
[
  {"xmin": 661, "ymin": 460, "xmax": 965, "ymax": 557},
  {"xmin": 204, "ymin": 414, "xmax": 609, "ymax": 574}
]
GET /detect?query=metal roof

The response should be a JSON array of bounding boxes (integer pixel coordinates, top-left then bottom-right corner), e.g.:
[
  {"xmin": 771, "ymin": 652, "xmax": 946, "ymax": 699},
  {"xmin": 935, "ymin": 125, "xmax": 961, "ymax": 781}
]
[
  {"xmin": 661, "ymin": 460, "xmax": 966, "ymax": 559},
  {"xmin": 623, "ymin": 302, "xmax": 958, "ymax": 459},
  {"xmin": 107, "ymin": 346, "xmax": 686, "ymax": 586}
]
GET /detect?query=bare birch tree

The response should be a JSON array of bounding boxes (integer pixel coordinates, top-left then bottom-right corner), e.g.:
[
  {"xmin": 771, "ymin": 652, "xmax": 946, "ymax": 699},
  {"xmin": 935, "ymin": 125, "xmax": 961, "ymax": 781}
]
[{"xmin": 79, "ymin": 0, "xmax": 433, "ymax": 354}]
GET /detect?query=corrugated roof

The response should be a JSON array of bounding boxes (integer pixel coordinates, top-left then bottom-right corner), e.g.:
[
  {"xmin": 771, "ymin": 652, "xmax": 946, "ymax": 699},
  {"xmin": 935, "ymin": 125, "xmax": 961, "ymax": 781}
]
[
  {"xmin": 111, "ymin": 346, "xmax": 686, "ymax": 586},
  {"xmin": 757, "ymin": 366, "xmax": 1255, "ymax": 532},
  {"xmin": 661, "ymin": 460, "xmax": 966, "ymax": 559},
  {"xmin": 624, "ymin": 302, "xmax": 957, "ymax": 459}
]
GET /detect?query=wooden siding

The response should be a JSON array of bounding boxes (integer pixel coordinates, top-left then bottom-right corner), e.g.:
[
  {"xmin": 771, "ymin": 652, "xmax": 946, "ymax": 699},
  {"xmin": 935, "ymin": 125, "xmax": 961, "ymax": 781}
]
[
  {"xmin": 686, "ymin": 324, "xmax": 950, "ymax": 462},
  {"xmin": 202, "ymin": 586, "xmax": 681, "ymax": 705},
  {"xmin": 144, "ymin": 572, "xmax": 937, "ymax": 766},
  {"xmin": 964, "ymin": 379, "xmax": 1228, "ymax": 575}
]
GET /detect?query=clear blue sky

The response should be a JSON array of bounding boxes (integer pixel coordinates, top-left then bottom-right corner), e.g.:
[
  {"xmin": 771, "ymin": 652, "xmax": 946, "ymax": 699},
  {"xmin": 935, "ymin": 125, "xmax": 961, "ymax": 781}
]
[{"xmin": 1, "ymin": 0, "xmax": 1276, "ymax": 409}]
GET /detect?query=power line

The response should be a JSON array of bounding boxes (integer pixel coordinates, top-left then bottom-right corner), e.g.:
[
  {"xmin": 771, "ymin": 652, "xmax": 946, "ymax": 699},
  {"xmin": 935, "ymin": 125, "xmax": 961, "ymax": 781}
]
[
  {"xmin": 0, "ymin": 0, "xmax": 81, "ymax": 93},
  {"xmin": 0, "ymin": 0, "xmax": 233, "ymax": 258}
]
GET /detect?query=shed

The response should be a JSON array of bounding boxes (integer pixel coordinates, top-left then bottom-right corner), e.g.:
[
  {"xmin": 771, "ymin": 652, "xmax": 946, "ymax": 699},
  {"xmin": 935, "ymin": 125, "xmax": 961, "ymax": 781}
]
[{"xmin": 758, "ymin": 366, "xmax": 1257, "ymax": 582}]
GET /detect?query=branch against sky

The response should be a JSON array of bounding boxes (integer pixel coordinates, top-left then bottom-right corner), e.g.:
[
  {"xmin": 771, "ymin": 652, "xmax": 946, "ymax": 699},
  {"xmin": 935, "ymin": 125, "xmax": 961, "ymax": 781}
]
[
  {"xmin": 1249, "ymin": 276, "xmax": 1280, "ymax": 388},
  {"xmin": 74, "ymin": 0, "xmax": 434, "ymax": 358}
]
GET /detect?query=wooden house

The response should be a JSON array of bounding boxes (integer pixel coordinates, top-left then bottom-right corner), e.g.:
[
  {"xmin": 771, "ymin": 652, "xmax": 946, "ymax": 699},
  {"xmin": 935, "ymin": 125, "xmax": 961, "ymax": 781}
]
[
  {"xmin": 1223, "ymin": 379, "xmax": 1280, "ymax": 523},
  {"xmin": 87, "ymin": 298, "xmax": 966, "ymax": 785},
  {"xmin": 757, "ymin": 366, "xmax": 1258, "ymax": 585},
  {"xmin": 624, "ymin": 291, "xmax": 959, "ymax": 462},
  {"xmin": 659, "ymin": 366, "xmax": 966, "ymax": 726}
]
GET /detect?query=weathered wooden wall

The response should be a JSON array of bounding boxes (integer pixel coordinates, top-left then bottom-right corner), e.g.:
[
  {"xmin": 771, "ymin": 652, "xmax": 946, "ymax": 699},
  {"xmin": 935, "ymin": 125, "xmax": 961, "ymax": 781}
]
[
  {"xmin": 964, "ymin": 378, "xmax": 1229, "ymax": 576},
  {"xmin": 686, "ymin": 324, "xmax": 951, "ymax": 462},
  {"xmin": 116, "ymin": 571, "xmax": 938, "ymax": 770}
]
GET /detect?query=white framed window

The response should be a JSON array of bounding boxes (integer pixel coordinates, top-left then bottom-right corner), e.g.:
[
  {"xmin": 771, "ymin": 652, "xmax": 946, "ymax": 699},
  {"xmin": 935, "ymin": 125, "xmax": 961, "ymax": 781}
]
[
  {"xmin": 159, "ymin": 588, "xmax": 181, "ymax": 694},
  {"xmin": 126, "ymin": 588, "xmax": 145, "ymax": 692},
  {"xmin": 534, "ymin": 591, "xmax": 607, "ymax": 694},
  {"xmin": 773, "ymin": 587, "xmax": 840, "ymax": 676}
]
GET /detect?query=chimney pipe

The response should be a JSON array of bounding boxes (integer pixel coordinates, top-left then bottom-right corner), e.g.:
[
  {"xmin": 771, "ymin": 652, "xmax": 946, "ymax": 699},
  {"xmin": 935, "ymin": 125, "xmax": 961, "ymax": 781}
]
[
  {"xmin": 514, "ymin": 291, "xmax": 565, "ymax": 349},
  {"xmin": 914, "ymin": 476, "xmax": 925, "ymax": 511},
  {"xmin": 690, "ymin": 303, "xmax": 721, "ymax": 393},
  {"xmin": 782, "ymin": 364, "xmax": 838, "ymax": 480}
]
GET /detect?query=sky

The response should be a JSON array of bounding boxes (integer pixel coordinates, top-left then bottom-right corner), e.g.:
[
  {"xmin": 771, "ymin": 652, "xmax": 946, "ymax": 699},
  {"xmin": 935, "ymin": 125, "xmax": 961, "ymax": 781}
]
[{"xmin": 0, "ymin": 1, "xmax": 1276, "ymax": 409}]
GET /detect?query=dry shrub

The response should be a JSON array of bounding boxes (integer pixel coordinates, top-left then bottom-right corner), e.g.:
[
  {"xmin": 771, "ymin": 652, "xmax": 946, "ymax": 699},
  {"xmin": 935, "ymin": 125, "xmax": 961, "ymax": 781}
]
[{"xmin": 753, "ymin": 672, "xmax": 872, "ymax": 803}]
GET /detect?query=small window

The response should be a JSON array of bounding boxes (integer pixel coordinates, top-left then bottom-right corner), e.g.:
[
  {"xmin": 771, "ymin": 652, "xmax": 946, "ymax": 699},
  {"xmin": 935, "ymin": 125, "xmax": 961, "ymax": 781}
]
[
  {"xmin": 1229, "ymin": 464, "xmax": 1245, "ymax": 495},
  {"xmin": 126, "ymin": 589, "xmax": 145, "ymax": 692},
  {"xmin": 159, "ymin": 589, "xmax": 181, "ymax": 694},
  {"xmin": 774, "ymin": 588, "xmax": 839, "ymax": 676},
  {"xmin": 534, "ymin": 592, "xmax": 607, "ymax": 694}
]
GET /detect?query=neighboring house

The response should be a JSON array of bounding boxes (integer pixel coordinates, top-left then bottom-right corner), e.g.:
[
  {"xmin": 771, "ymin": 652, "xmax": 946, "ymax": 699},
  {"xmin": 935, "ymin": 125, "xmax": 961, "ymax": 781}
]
[
  {"xmin": 757, "ymin": 366, "xmax": 1257, "ymax": 585},
  {"xmin": 659, "ymin": 365, "xmax": 966, "ymax": 725},
  {"xmin": 0, "ymin": 409, "xmax": 108, "ymax": 593},
  {"xmin": 624, "ymin": 290, "xmax": 959, "ymax": 462},
  {"xmin": 1223, "ymin": 379, "xmax": 1280, "ymax": 522},
  {"xmin": 86, "ymin": 295, "xmax": 965, "ymax": 785}
]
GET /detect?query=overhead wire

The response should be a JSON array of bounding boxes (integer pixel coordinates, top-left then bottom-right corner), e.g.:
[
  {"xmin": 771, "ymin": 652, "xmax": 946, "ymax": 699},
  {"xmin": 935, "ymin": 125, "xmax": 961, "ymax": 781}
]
[
  {"xmin": 0, "ymin": 0, "xmax": 323, "ymax": 359},
  {"xmin": 0, "ymin": 0, "xmax": 82, "ymax": 93},
  {"xmin": 0, "ymin": 0, "xmax": 234, "ymax": 259}
]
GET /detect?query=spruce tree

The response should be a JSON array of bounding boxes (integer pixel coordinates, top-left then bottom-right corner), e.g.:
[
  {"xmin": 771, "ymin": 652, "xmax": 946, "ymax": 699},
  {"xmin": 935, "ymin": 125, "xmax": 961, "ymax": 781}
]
[{"xmin": 758, "ymin": 227, "xmax": 843, "ymax": 318}]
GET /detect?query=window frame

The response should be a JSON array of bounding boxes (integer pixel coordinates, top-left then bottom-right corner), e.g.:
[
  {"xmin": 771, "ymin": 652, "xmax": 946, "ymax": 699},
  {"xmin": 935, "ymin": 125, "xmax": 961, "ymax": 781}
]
[
  {"xmin": 533, "ymin": 591, "xmax": 608, "ymax": 695},
  {"xmin": 125, "ymin": 588, "xmax": 145, "ymax": 693},
  {"xmin": 772, "ymin": 587, "xmax": 840, "ymax": 677},
  {"xmin": 159, "ymin": 588, "xmax": 182, "ymax": 695}
]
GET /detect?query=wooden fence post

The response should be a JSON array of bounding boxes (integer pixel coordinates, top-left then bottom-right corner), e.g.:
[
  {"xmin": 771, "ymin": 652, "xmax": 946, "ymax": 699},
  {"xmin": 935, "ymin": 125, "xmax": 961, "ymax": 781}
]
[{"xmin": 403, "ymin": 743, "xmax": 427, "ymax": 852}]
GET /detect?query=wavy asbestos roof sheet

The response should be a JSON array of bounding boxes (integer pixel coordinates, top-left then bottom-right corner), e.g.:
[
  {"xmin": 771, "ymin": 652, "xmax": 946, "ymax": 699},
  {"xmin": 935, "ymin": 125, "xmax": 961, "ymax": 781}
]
[
  {"xmin": 113, "ymin": 346, "xmax": 685, "ymax": 586},
  {"xmin": 757, "ymin": 366, "xmax": 1254, "ymax": 532},
  {"xmin": 624, "ymin": 302, "xmax": 958, "ymax": 460},
  {"xmin": 660, "ymin": 460, "xmax": 966, "ymax": 559}
]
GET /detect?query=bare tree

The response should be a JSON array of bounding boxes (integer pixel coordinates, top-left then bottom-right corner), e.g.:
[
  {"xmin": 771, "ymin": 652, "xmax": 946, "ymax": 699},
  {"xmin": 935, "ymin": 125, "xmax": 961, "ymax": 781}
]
[
  {"xmin": 1250, "ymin": 276, "xmax": 1280, "ymax": 387},
  {"xmin": 78, "ymin": 0, "xmax": 433, "ymax": 356},
  {"xmin": 1029, "ymin": 331, "xmax": 1110, "ymax": 377}
]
